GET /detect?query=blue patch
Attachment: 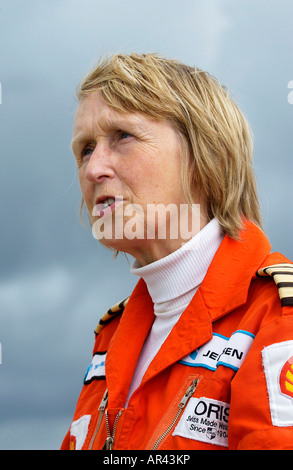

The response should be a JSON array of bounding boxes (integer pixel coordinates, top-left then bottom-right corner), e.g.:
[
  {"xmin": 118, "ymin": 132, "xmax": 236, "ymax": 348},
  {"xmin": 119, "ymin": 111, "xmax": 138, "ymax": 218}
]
[
  {"xmin": 179, "ymin": 330, "xmax": 255, "ymax": 372},
  {"xmin": 84, "ymin": 351, "xmax": 107, "ymax": 384}
]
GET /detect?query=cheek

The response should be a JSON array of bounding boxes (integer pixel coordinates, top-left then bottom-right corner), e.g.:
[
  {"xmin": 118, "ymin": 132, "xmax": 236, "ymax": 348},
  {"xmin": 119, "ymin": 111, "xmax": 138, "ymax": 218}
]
[{"xmin": 125, "ymin": 160, "xmax": 170, "ymax": 202}]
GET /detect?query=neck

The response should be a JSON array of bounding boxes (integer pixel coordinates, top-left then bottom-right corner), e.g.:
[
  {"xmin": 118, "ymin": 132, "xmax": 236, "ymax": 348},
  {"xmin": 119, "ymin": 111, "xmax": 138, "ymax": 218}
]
[
  {"xmin": 128, "ymin": 211, "xmax": 209, "ymax": 267},
  {"xmin": 131, "ymin": 218, "xmax": 224, "ymax": 309}
]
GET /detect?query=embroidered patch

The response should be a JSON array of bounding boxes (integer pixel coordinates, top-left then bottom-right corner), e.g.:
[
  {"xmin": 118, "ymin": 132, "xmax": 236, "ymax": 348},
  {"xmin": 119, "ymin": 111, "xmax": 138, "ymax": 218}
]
[
  {"xmin": 217, "ymin": 330, "xmax": 255, "ymax": 371},
  {"xmin": 262, "ymin": 340, "xmax": 293, "ymax": 426},
  {"xmin": 179, "ymin": 330, "xmax": 255, "ymax": 372},
  {"xmin": 279, "ymin": 356, "xmax": 293, "ymax": 399},
  {"xmin": 179, "ymin": 333, "xmax": 228, "ymax": 371},
  {"xmin": 70, "ymin": 415, "xmax": 91, "ymax": 450},
  {"xmin": 173, "ymin": 397, "xmax": 229, "ymax": 447},
  {"xmin": 84, "ymin": 351, "xmax": 106, "ymax": 384}
]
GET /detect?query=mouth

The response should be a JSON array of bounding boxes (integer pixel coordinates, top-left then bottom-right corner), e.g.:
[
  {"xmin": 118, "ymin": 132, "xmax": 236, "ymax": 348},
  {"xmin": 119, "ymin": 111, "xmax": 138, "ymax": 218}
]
[{"xmin": 92, "ymin": 196, "xmax": 124, "ymax": 217}]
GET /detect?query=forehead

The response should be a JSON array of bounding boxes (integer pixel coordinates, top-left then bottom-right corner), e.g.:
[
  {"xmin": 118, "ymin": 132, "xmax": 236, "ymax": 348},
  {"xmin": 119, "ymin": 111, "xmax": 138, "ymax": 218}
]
[
  {"xmin": 72, "ymin": 91, "xmax": 148, "ymax": 139},
  {"xmin": 73, "ymin": 91, "xmax": 114, "ymax": 131}
]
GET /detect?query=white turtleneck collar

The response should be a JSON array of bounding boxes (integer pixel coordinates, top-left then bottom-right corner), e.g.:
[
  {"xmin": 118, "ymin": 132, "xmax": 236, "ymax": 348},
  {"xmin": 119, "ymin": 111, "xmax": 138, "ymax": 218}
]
[{"xmin": 130, "ymin": 218, "xmax": 224, "ymax": 314}]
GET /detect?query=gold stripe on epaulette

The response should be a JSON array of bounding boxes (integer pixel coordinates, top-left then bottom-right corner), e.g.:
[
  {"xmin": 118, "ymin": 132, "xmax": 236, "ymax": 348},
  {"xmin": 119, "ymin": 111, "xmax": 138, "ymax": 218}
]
[
  {"xmin": 256, "ymin": 263, "xmax": 293, "ymax": 307},
  {"xmin": 94, "ymin": 296, "xmax": 130, "ymax": 335}
]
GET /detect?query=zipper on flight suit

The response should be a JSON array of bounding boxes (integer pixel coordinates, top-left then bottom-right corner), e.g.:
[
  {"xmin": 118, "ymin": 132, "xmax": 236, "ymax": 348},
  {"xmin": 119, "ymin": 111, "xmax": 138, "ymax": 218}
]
[
  {"xmin": 92, "ymin": 379, "xmax": 198, "ymax": 449},
  {"xmin": 88, "ymin": 389, "xmax": 109, "ymax": 450},
  {"xmin": 104, "ymin": 409, "xmax": 123, "ymax": 450},
  {"xmin": 152, "ymin": 378, "xmax": 198, "ymax": 450}
]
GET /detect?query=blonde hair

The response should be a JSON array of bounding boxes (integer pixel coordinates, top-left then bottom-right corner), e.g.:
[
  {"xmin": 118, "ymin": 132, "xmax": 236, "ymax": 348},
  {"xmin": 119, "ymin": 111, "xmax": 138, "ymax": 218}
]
[{"xmin": 77, "ymin": 52, "xmax": 262, "ymax": 239}]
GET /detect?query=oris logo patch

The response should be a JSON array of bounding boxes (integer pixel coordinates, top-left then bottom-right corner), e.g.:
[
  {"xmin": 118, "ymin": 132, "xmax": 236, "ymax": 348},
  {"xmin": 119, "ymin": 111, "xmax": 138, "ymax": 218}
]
[
  {"xmin": 173, "ymin": 397, "xmax": 229, "ymax": 447},
  {"xmin": 193, "ymin": 398, "xmax": 229, "ymax": 423}
]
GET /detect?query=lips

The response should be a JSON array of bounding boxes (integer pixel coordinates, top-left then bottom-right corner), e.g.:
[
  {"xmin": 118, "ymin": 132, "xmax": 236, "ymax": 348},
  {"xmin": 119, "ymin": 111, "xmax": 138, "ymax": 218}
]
[{"xmin": 92, "ymin": 196, "xmax": 124, "ymax": 217}]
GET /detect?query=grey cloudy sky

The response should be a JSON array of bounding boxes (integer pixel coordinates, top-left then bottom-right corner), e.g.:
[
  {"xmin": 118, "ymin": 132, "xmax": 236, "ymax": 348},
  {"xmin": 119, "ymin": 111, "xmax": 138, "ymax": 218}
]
[{"xmin": 0, "ymin": 0, "xmax": 292, "ymax": 449}]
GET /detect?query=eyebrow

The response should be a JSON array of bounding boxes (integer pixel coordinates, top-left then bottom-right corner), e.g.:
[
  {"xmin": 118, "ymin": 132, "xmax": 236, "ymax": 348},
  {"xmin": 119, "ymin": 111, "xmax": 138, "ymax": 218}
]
[
  {"xmin": 71, "ymin": 133, "xmax": 89, "ymax": 155},
  {"xmin": 71, "ymin": 113, "xmax": 148, "ymax": 155}
]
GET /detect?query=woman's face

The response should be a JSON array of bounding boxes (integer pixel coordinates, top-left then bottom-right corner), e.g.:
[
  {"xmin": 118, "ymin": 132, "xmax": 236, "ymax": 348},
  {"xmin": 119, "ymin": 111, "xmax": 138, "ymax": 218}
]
[{"xmin": 72, "ymin": 91, "xmax": 205, "ymax": 265}]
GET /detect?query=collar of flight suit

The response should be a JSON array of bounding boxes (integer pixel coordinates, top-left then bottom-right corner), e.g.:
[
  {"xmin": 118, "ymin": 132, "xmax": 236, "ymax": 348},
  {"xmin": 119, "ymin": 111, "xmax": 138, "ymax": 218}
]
[{"xmin": 105, "ymin": 221, "xmax": 272, "ymax": 408}]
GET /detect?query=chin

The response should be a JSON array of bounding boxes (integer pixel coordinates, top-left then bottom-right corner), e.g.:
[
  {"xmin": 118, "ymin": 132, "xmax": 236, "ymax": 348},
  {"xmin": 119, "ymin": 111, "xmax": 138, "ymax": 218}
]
[{"xmin": 96, "ymin": 235, "xmax": 131, "ymax": 253}]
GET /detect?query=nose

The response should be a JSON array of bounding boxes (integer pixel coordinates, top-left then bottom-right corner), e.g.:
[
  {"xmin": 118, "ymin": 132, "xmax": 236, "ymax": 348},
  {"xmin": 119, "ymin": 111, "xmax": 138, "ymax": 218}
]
[{"xmin": 85, "ymin": 143, "xmax": 115, "ymax": 183}]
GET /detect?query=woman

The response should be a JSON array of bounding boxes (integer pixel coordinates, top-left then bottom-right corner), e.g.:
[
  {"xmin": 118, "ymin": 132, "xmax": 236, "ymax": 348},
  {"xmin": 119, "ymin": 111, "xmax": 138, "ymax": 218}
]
[{"xmin": 62, "ymin": 53, "xmax": 293, "ymax": 450}]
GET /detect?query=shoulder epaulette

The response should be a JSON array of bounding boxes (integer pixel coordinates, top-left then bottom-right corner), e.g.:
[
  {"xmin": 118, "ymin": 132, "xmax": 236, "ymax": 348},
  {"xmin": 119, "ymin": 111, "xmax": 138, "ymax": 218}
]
[
  {"xmin": 256, "ymin": 263, "xmax": 293, "ymax": 307},
  {"xmin": 94, "ymin": 296, "xmax": 130, "ymax": 335}
]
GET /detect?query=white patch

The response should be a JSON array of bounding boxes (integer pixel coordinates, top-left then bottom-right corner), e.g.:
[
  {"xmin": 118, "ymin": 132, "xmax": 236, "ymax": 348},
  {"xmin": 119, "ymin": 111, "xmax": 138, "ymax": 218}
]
[
  {"xmin": 179, "ymin": 330, "xmax": 254, "ymax": 372},
  {"xmin": 217, "ymin": 330, "xmax": 255, "ymax": 371},
  {"xmin": 180, "ymin": 333, "xmax": 228, "ymax": 370},
  {"xmin": 70, "ymin": 415, "xmax": 91, "ymax": 450},
  {"xmin": 84, "ymin": 352, "xmax": 106, "ymax": 384},
  {"xmin": 173, "ymin": 397, "xmax": 229, "ymax": 447},
  {"xmin": 262, "ymin": 340, "xmax": 293, "ymax": 426}
]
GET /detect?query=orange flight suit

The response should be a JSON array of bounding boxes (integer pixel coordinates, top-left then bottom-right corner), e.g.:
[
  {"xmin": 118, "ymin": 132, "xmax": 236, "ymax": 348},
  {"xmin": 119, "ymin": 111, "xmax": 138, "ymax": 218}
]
[{"xmin": 61, "ymin": 221, "xmax": 293, "ymax": 450}]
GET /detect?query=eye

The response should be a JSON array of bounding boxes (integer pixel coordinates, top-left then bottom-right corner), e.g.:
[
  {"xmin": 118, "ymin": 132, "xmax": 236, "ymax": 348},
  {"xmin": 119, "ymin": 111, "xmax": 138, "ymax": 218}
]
[
  {"xmin": 121, "ymin": 131, "xmax": 132, "ymax": 139},
  {"xmin": 118, "ymin": 130, "xmax": 133, "ymax": 140},
  {"xmin": 81, "ymin": 145, "xmax": 94, "ymax": 158}
]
